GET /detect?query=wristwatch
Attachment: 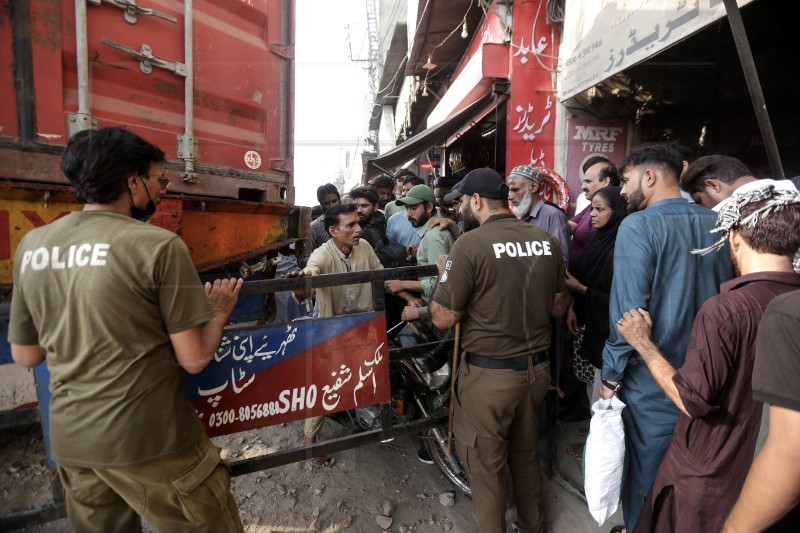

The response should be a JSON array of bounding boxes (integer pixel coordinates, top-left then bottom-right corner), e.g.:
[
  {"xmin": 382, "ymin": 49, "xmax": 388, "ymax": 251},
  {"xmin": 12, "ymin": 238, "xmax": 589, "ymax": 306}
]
[{"xmin": 601, "ymin": 379, "xmax": 622, "ymax": 392}]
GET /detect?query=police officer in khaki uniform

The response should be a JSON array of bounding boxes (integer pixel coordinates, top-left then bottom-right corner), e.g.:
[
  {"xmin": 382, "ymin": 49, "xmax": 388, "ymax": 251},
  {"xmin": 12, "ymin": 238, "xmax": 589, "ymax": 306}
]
[
  {"xmin": 9, "ymin": 128, "xmax": 244, "ymax": 532},
  {"xmin": 430, "ymin": 168, "xmax": 570, "ymax": 533}
]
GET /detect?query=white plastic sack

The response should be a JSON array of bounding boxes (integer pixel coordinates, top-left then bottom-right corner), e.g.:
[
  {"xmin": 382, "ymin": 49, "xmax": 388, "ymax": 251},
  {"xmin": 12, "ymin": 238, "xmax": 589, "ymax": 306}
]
[{"xmin": 584, "ymin": 395, "xmax": 626, "ymax": 526}]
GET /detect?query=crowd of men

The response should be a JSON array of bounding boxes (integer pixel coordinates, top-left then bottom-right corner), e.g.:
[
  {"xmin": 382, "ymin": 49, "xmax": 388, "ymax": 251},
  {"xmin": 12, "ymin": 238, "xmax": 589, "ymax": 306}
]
[
  {"xmin": 8, "ymin": 128, "xmax": 800, "ymax": 533},
  {"xmin": 297, "ymin": 146, "xmax": 800, "ymax": 533}
]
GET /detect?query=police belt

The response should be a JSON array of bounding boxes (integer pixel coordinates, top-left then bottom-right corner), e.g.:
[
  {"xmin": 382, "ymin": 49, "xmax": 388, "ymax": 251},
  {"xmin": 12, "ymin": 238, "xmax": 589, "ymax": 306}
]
[{"xmin": 464, "ymin": 351, "xmax": 548, "ymax": 371}]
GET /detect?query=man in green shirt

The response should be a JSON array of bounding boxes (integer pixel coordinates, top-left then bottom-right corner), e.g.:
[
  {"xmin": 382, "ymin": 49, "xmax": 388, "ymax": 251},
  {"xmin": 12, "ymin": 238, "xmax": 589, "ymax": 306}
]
[
  {"xmin": 8, "ymin": 127, "xmax": 244, "ymax": 532},
  {"xmin": 384, "ymin": 184, "xmax": 454, "ymax": 319}
]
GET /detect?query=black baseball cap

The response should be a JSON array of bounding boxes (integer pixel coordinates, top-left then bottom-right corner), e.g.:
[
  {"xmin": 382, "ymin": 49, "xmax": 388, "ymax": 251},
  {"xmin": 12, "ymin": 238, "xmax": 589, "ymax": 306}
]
[
  {"xmin": 458, "ymin": 168, "xmax": 509, "ymax": 200},
  {"xmin": 443, "ymin": 179, "xmax": 464, "ymax": 202}
]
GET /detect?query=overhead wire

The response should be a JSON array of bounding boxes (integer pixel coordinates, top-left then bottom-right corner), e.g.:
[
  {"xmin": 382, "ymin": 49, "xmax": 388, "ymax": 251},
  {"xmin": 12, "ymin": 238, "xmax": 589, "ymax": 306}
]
[
  {"xmin": 531, "ymin": 0, "xmax": 559, "ymax": 70},
  {"xmin": 372, "ymin": 0, "xmax": 564, "ymax": 135},
  {"xmin": 419, "ymin": 0, "xmax": 475, "ymax": 93},
  {"xmin": 367, "ymin": 0, "xmax": 432, "ymax": 120},
  {"xmin": 369, "ymin": 55, "xmax": 409, "ymax": 122}
]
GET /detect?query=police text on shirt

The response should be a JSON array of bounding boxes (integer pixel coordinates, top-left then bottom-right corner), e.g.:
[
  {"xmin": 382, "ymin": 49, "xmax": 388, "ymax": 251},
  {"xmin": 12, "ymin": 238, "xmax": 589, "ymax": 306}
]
[
  {"xmin": 20, "ymin": 244, "xmax": 111, "ymax": 273},
  {"xmin": 492, "ymin": 240, "xmax": 552, "ymax": 259}
]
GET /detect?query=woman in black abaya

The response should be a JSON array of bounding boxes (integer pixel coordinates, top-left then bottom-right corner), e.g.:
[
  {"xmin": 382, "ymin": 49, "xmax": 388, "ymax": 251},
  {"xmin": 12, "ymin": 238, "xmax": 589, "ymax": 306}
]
[{"xmin": 566, "ymin": 186, "xmax": 627, "ymax": 380}]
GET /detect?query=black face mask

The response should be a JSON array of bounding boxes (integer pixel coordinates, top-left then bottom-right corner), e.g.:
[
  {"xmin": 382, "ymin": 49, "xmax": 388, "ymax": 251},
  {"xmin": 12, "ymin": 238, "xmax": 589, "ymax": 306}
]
[{"xmin": 129, "ymin": 178, "xmax": 157, "ymax": 221}]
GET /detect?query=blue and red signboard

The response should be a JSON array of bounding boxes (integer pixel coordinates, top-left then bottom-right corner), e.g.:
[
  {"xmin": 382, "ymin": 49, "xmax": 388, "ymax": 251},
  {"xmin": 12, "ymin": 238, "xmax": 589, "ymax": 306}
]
[
  {"xmin": 185, "ymin": 311, "xmax": 390, "ymax": 437},
  {"xmin": 1, "ymin": 311, "xmax": 390, "ymax": 464}
]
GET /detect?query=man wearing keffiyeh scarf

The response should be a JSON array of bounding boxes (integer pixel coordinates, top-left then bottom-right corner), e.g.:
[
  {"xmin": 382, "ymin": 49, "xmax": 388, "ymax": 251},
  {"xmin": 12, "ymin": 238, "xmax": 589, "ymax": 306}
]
[
  {"xmin": 615, "ymin": 183, "xmax": 800, "ymax": 533},
  {"xmin": 693, "ymin": 184, "xmax": 800, "ymax": 274}
]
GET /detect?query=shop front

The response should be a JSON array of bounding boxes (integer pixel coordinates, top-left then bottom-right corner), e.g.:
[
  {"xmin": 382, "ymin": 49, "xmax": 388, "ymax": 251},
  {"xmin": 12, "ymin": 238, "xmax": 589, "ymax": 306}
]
[
  {"xmin": 555, "ymin": 0, "xmax": 793, "ymax": 209},
  {"xmin": 367, "ymin": 1, "xmax": 569, "ymax": 209}
]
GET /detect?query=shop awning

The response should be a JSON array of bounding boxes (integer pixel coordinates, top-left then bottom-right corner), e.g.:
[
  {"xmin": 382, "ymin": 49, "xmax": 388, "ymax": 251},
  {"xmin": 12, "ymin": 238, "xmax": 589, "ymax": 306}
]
[
  {"xmin": 426, "ymin": 43, "xmax": 510, "ymax": 129},
  {"xmin": 557, "ymin": 0, "xmax": 756, "ymax": 101},
  {"xmin": 366, "ymin": 91, "xmax": 507, "ymax": 180}
]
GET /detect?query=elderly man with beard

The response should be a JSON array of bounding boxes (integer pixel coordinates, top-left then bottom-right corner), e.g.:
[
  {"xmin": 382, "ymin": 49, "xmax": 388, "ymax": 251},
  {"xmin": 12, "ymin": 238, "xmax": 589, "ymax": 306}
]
[
  {"xmin": 616, "ymin": 185, "xmax": 800, "ymax": 533},
  {"xmin": 599, "ymin": 143, "xmax": 733, "ymax": 532},
  {"xmin": 507, "ymin": 165, "xmax": 570, "ymax": 268},
  {"xmin": 508, "ymin": 165, "xmax": 578, "ymax": 421},
  {"xmin": 384, "ymin": 185, "xmax": 454, "ymax": 322}
]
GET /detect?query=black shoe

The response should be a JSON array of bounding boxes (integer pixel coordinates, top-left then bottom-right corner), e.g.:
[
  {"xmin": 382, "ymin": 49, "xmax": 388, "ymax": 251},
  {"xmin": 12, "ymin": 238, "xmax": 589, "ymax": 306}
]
[{"xmin": 417, "ymin": 447, "xmax": 434, "ymax": 464}]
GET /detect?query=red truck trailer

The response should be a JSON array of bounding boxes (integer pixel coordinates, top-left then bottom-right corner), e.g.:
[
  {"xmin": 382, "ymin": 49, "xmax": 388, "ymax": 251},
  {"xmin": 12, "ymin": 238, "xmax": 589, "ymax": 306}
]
[{"xmin": 0, "ymin": 0, "xmax": 306, "ymax": 290}]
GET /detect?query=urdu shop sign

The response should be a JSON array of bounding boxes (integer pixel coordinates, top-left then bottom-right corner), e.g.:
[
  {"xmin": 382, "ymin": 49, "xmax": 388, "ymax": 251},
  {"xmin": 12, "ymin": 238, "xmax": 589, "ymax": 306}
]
[
  {"xmin": 185, "ymin": 312, "xmax": 390, "ymax": 437},
  {"xmin": 557, "ymin": 0, "xmax": 756, "ymax": 101}
]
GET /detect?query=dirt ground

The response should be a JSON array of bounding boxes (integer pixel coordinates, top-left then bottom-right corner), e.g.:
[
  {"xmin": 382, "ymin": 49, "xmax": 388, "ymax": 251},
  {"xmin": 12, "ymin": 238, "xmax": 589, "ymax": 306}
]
[{"xmin": 0, "ymin": 365, "xmax": 621, "ymax": 533}]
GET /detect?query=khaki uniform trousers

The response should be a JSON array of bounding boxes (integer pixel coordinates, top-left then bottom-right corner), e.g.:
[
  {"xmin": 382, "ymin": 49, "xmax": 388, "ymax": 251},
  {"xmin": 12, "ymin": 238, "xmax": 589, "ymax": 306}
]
[
  {"xmin": 57, "ymin": 434, "xmax": 243, "ymax": 533},
  {"xmin": 454, "ymin": 359, "xmax": 550, "ymax": 533}
]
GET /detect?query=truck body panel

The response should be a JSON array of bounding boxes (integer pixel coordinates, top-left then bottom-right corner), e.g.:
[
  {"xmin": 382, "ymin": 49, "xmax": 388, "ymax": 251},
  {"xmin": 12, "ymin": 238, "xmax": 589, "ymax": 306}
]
[{"xmin": 0, "ymin": 0, "xmax": 304, "ymax": 286}]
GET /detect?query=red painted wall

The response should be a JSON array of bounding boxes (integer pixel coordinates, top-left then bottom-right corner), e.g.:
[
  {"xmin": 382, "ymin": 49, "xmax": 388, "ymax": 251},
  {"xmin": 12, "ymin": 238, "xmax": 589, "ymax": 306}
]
[{"xmin": 506, "ymin": 1, "xmax": 560, "ymax": 172}]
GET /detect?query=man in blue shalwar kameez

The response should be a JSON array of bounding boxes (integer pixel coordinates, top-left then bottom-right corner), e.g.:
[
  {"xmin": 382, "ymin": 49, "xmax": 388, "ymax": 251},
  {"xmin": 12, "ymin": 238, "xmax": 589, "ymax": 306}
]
[{"xmin": 599, "ymin": 144, "xmax": 733, "ymax": 531}]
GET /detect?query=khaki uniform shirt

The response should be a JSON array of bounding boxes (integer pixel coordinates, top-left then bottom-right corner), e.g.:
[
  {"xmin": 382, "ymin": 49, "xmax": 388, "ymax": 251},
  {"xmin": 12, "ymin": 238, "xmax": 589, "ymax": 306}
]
[
  {"xmin": 9, "ymin": 211, "xmax": 213, "ymax": 467},
  {"xmin": 304, "ymin": 238, "xmax": 383, "ymax": 317},
  {"xmin": 433, "ymin": 214, "xmax": 565, "ymax": 357}
]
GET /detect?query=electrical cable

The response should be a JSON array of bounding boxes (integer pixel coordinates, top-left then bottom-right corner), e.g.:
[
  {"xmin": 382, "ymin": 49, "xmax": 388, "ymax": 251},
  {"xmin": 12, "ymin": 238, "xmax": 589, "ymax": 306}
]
[
  {"xmin": 369, "ymin": 55, "xmax": 410, "ymax": 122},
  {"xmin": 531, "ymin": 0, "xmax": 560, "ymax": 71},
  {"xmin": 419, "ymin": 0, "xmax": 475, "ymax": 95}
]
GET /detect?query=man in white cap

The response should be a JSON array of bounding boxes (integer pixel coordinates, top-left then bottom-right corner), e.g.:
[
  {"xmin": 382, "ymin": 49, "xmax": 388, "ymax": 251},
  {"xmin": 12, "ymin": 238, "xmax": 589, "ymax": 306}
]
[{"xmin": 506, "ymin": 165, "xmax": 570, "ymax": 268}]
